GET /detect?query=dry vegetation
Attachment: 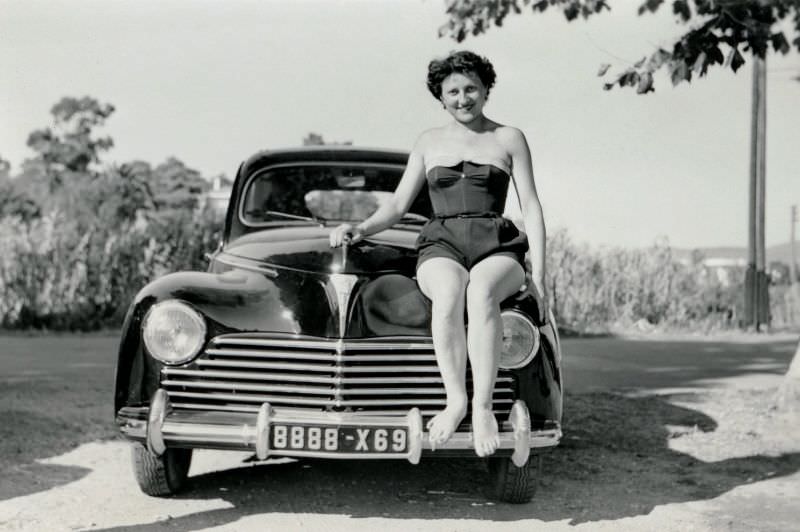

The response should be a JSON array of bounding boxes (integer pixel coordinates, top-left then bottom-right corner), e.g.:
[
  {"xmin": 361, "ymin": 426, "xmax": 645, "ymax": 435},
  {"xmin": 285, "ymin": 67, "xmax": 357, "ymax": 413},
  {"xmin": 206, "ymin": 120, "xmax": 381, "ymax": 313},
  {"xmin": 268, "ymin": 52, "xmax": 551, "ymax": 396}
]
[
  {"xmin": 0, "ymin": 210, "xmax": 221, "ymax": 330},
  {"xmin": 0, "ymin": 217, "xmax": 792, "ymax": 333}
]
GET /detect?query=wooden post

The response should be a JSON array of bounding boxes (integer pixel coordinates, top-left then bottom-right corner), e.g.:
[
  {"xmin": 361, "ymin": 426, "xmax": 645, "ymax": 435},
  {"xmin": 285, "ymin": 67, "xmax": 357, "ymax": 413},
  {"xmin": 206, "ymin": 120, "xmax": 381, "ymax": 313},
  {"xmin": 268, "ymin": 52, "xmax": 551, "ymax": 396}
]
[
  {"xmin": 755, "ymin": 56, "xmax": 769, "ymax": 329},
  {"xmin": 791, "ymin": 205, "xmax": 798, "ymax": 286},
  {"xmin": 791, "ymin": 205, "xmax": 799, "ymax": 326},
  {"xmin": 745, "ymin": 57, "xmax": 762, "ymax": 328}
]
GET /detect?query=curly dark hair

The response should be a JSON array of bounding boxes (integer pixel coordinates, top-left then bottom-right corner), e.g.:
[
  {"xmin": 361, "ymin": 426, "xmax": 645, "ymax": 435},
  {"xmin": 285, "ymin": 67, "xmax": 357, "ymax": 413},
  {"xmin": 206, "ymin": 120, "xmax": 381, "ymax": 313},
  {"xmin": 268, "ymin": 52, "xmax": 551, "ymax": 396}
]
[{"xmin": 426, "ymin": 51, "xmax": 496, "ymax": 100}]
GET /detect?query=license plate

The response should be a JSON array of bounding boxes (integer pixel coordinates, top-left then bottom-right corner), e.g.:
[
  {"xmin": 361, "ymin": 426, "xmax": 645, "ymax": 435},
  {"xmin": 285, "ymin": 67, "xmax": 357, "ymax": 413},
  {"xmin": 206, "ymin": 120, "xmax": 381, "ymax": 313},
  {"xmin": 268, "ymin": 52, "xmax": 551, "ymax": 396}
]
[{"xmin": 270, "ymin": 424, "xmax": 408, "ymax": 453}]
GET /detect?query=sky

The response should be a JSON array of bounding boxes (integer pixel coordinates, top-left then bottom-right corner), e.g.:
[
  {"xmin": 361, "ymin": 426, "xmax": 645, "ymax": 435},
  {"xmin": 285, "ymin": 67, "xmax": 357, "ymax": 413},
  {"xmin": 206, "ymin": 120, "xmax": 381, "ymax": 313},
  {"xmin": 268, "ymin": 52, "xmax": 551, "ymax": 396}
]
[{"xmin": 1, "ymin": 0, "xmax": 798, "ymax": 250}]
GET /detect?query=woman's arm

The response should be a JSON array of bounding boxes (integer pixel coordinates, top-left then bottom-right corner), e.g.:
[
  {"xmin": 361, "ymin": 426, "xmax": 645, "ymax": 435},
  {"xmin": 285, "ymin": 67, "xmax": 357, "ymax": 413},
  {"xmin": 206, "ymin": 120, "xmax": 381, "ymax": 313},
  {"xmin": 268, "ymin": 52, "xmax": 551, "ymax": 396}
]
[
  {"xmin": 330, "ymin": 135, "xmax": 428, "ymax": 247},
  {"xmin": 357, "ymin": 142, "xmax": 427, "ymax": 236},
  {"xmin": 503, "ymin": 127, "xmax": 547, "ymax": 301}
]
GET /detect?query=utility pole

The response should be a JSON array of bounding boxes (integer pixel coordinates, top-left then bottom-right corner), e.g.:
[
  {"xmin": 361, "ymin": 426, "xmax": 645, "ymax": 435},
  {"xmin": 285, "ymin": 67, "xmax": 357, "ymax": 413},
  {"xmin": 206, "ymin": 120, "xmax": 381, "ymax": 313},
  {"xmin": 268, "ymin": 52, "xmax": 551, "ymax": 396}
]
[
  {"xmin": 791, "ymin": 205, "xmax": 798, "ymax": 286},
  {"xmin": 791, "ymin": 205, "xmax": 799, "ymax": 326},
  {"xmin": 745, "ymin": 56, "xmax": 769, "ymax": 330}
]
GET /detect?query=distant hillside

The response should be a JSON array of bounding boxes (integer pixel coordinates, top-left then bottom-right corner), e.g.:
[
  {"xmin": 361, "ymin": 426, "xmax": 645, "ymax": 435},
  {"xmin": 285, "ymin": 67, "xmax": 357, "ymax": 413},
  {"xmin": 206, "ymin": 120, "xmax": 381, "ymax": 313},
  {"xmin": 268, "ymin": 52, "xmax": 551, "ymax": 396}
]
[{"xmin": 673, "ymin": 242, "xmax": 796, "ymax": 264}]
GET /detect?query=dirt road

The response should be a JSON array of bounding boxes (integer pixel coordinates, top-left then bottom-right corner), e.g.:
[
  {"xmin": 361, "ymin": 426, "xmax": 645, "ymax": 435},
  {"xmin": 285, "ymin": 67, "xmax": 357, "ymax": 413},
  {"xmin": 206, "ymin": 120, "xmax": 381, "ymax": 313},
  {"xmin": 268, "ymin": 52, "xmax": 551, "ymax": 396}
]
[{"xmin": 1, "ymin": 333, "xmax": 798, "ymax": 531}]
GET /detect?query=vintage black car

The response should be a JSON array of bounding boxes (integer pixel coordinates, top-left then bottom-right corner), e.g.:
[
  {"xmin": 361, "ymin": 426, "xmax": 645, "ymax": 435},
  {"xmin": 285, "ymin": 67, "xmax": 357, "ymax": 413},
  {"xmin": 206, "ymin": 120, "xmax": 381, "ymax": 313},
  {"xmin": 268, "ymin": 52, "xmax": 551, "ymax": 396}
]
[{"xmin": 114, "ymin": 147, "xmax": 563, "ymax": 503}]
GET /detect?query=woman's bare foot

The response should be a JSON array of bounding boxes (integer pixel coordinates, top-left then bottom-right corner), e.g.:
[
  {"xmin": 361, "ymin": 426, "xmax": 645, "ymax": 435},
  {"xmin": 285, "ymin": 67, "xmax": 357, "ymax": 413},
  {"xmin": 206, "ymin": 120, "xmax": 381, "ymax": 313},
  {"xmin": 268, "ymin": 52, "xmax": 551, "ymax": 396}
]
[
  {"xmin": 472, "ymin": 406, "xmax": 500, "ymax": 457},
  {"xmin": 427, "ymin": 401, "xmax": 467, "ymax": 449}
]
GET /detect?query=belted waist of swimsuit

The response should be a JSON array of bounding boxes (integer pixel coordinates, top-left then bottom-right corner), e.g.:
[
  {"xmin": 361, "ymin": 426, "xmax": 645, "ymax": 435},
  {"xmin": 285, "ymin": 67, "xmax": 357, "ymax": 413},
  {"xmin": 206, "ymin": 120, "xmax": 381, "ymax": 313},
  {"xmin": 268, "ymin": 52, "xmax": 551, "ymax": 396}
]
[{"xmin": 434, "ymin": 211, "xmax": 502, "ymax": 219}]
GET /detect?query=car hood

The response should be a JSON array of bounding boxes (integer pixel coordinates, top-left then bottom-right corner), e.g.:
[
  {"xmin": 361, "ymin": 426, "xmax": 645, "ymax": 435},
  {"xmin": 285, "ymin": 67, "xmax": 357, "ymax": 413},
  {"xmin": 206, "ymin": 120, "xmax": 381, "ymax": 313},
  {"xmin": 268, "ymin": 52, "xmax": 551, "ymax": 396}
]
[{"xmin": 223, "ymin": 225, "xmax": 421, "ymax": 275}]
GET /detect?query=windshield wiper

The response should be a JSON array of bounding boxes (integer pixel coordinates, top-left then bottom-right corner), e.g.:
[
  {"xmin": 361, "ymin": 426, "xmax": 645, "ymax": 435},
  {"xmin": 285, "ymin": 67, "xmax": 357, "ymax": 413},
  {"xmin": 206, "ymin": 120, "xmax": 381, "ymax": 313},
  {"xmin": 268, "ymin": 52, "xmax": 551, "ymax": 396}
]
[{"xmin": 246, "ymin": 210, "xmax": 322, "ymax": 225}]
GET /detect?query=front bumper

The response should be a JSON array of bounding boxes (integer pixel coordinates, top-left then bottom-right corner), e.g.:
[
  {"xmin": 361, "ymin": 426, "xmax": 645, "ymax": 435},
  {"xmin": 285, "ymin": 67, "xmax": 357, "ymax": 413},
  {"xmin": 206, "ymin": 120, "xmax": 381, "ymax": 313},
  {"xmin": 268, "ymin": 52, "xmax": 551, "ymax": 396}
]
[{"xmin": 117, "ymin": 389, "xmax": 561, "ymax": 466}]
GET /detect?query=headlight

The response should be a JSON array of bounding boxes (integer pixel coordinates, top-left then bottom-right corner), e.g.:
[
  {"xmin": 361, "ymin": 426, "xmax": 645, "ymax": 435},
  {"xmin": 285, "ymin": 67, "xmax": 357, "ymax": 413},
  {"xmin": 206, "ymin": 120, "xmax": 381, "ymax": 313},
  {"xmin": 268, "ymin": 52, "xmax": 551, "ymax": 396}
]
[
  {"xmin": 499, "ymin": 310, "xmax": 540, "ymax": 369},
  {"xmin": 142, "ymin": 300, "xmax": 206, "ymax": 365}
]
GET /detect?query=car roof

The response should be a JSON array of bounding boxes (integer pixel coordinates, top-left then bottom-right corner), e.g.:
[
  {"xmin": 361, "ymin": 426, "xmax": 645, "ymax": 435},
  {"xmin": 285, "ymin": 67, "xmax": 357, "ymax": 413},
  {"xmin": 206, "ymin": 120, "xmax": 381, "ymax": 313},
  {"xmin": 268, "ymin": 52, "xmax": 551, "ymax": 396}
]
[{"xmin": 239, "ymin": 146, "xmax": 410, "ymax": 177}]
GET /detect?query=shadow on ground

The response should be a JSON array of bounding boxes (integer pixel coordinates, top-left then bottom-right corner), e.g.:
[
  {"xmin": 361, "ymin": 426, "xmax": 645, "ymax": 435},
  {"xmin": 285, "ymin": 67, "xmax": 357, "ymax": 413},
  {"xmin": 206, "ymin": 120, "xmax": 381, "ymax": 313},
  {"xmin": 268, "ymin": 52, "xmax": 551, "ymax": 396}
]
[
  {"xmin": 92, "ymin": 392, "xmax": 800, "ymax": 531},
  {"xmin": 0, "ymin": 385, "xmax": 116, "ymax": 501},
  {"xmin": 0, "ymin": 334, "xmax": 120, "ymax": 501}
]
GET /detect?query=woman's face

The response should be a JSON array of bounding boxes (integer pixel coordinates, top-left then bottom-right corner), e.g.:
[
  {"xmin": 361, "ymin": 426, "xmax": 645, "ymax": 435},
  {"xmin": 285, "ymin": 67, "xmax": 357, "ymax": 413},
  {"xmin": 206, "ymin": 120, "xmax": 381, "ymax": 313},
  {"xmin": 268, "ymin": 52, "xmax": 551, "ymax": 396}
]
[{"xmin": 439, "ymin": 71, "xmax": 487, "ymax": 124}]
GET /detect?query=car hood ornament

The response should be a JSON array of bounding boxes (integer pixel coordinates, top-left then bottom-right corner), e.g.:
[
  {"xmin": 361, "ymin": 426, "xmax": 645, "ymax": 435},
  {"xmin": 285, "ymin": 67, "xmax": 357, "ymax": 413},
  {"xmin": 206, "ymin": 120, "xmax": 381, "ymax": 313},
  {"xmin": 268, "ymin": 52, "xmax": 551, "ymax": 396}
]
[{"xmin": 328, "ymin": 273, "xmax": 359, "ymax": 337}]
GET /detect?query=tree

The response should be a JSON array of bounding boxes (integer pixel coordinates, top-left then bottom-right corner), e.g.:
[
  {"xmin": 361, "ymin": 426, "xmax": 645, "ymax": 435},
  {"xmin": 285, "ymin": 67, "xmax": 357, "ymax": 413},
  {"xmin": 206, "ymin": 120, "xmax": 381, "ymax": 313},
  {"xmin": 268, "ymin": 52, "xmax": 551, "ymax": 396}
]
[
  {"xmin": 302, "ymin": 132, "xmax": 353, "ymax": 146},
  {"xmin": 0, "ymin": 156, "xmax": 41, "ymax": 222},
  {"xmin": 440, "ymin": 0, "xmax": 800, "ymax": 93},
  {"xmin": 150, "ymin": 157, "xmax": 210, "ymax": 212},
  {"xmin": 0, "ymin": 156, "xmax": 9, "ymax": 181},
  {"xmin": 95, "ymin": 161, "xmax": 157, "ymax": 228},
  {"xmin": 25, "ymin": 96, "xmax": 114, "ymax": 188}
]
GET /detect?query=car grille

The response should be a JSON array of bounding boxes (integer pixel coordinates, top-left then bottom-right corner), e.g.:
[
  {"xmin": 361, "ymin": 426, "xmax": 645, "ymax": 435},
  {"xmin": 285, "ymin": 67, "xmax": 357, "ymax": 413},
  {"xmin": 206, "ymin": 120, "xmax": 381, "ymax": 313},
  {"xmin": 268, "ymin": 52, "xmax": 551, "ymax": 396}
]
[{"xmin": 161, "ymin": 334, "xmax": 516, "ymax": 422}]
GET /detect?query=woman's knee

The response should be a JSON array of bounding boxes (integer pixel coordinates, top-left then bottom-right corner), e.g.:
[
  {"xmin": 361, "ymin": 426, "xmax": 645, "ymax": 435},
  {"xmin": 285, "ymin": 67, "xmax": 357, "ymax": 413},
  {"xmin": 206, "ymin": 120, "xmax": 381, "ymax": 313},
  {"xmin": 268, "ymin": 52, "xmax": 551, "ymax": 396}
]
[
  {"xmin": 417, "ymin": 259, "xmax": 468, "ymax": 302},
  {"xmin": 466, "ymin": 280, "xmax": 500, "ymax": 311},
  {"xmin": 426, "ymin": 280, "xmax": 468, "ymax": 324},
  {"xmin": 429, "ymin": 281, "xmax": 467, "ymax": 315}
]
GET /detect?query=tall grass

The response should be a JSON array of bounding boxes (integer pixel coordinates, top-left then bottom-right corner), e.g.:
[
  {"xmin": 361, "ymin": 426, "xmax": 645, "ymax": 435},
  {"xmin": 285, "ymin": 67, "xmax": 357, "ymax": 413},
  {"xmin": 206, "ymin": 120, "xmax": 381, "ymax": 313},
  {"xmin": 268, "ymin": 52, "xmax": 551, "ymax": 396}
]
[
  {"xmin": 0, "ymin": 216, "xmax": 780, "ymax": 332},
  {"xmin": 545, "ymin": 229, "xmax": 747, "ymax": 332},
  {"xmin": 0, "ymin": 210, "xmax": 221, "ymax": 330}
]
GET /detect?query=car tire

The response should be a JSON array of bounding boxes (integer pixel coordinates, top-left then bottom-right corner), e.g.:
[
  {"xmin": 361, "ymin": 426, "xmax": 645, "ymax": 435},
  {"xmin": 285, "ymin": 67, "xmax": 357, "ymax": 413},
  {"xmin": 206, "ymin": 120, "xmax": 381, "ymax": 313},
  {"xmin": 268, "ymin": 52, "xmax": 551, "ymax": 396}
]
[
  {"xmin": 131, "ymin": 443, "xmax": 192, "ymax": 496},
  {"xmin": 487, "ymin": 453, "xmax": 540, "ymax": 503}
]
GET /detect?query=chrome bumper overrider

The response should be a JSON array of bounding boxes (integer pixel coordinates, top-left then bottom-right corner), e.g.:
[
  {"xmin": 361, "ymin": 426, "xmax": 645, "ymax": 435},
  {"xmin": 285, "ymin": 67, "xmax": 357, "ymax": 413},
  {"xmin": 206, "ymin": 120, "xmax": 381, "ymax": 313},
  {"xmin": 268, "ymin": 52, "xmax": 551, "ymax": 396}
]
[{"xmin": 117, "ymin": 389, "xmax": 561, "ymax": 466}]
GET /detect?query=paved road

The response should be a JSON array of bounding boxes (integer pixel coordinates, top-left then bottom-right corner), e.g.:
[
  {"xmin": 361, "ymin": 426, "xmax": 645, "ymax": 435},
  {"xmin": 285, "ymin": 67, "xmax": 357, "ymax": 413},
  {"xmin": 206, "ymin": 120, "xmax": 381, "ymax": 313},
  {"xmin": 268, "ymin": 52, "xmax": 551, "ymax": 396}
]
[
  {"xmin": 1, "ymin": 333, "xmax": 798, "ymax": 532},
  {"xmin": 562, "ymin": 334, "xmax": 798, "ymax": 393}
]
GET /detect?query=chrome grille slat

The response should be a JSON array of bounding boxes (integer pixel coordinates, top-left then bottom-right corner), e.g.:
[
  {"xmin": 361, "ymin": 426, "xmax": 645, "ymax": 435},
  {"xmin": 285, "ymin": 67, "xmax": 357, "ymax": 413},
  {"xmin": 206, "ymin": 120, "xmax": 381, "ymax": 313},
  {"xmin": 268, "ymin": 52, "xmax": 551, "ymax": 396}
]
[
  {"xmin": 165, "ymin": 380, "xmax": 512, "ymax": 397},
  {"xmin": 210, "ymin": 336, "xmax": 434, "ymax": 351},
  {"xmin": 167, "ymin": 391, "xmax": 514, "ymax": 407},
  {"xmin": 164, "ymin": 335, "xmax": 516, "ymax": 419},
  {"xmin": 338, "ymin": 366, "xmax": 444, "ymax": 374},
  {"xmin": 169, "ymin": 391, "xmax": 333, "ymax": 406},
  {"xmin": 341, "ymin": 342, "xmax": 433, "ymax": 350},
  {"xmin": 206, "ymin": 348, "xmax": 338, "ymax": 361},
  {"xmin": 163, "ymin": 368, "xmax": 334, "ymax": 384},
  {"xmin": 170, "ymin": 402, "xmax": 512, "ymax": 418},
  {"xmin": 166, "ymin": 379, "xmax": 511, "ymax": 397},
  {"xmin": 196, "ymin": 359, "xmax": 335, "ymax": 372},
  {"xmin": 196, "ymin": 359, "xmax": 445, "ymax": 373},
  {"xmin": 163, "ymin": 368, "xmax": 512, "ymax": 385},
  {"xmin": 210, "ymin": 338, "xmax": 342, "ymax": 350},
  {"xmin": 209, "ymin": 347, "xmax": 438, "ymax": 363},
  {"xmin": 340, "ymin": 387, "xmax": 513, "ymax": 396},
  {"xmin": 161, "ymin": 379, "xmax": 334, "ymax": 395},
  {"xmin": 172, "ymin": 402, "xmax": 262, "ymax": 413}
]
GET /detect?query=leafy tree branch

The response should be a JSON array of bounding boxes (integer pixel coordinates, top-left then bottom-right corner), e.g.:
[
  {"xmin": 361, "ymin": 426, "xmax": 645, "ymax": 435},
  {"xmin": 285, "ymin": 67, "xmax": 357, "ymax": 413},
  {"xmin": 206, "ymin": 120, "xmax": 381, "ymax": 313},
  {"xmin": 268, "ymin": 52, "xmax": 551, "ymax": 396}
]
[{"xmin": 440, "ymin": 0, "xmax": 800, "ymax": 92}]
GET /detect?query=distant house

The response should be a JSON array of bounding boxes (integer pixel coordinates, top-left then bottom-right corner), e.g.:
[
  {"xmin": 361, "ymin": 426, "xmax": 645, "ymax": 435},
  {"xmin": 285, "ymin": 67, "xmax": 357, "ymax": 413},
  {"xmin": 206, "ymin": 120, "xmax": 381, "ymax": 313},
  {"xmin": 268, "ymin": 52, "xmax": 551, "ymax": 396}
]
[
  {"xmin": 701, "ymin": 257, "xmax": 746, "ymax": 286},
  {"xmin": 204, "ymin": 176, "xmax": 233, "ymax": 217},
  {"xmin": 768, "ymin": 261, "xmax": 791, "ymax": 285},
  {"xmin": 690, "ymin": 256, "xmax": 788, "ymax": 286}
]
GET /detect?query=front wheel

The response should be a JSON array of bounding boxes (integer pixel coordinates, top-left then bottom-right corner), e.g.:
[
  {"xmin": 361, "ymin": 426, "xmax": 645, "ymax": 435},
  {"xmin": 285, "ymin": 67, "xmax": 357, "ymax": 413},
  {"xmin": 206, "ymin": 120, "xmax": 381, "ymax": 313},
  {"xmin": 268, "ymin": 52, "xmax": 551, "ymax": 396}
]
[
  {"xmin": 131, "ymin": 444, "xmax": 192, "ymax": 496},
  {"xmin": 487, "ymin": 453, "xmax": 540, "ymax": 503}
]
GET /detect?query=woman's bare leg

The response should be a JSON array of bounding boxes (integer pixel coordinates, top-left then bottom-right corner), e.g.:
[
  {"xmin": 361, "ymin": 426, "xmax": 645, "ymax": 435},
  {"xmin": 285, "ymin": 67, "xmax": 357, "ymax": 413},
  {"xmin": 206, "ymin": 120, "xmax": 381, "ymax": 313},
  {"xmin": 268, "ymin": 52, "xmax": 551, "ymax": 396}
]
[
  {"xmin": 466, "ymin": 255, "xmax": 525, "ymax": 457},
  {"xmin": 417, "ymin": 257, "xmax": 469, "ymax": 447}
]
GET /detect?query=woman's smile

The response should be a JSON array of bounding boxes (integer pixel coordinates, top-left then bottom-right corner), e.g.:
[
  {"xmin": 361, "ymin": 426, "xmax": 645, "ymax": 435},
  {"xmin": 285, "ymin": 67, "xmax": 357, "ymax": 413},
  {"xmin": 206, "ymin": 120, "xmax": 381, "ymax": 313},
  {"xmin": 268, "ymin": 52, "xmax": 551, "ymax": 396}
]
[{"xmin": 440, "ymin": 71, "xmax": 487, "ymax": 123}]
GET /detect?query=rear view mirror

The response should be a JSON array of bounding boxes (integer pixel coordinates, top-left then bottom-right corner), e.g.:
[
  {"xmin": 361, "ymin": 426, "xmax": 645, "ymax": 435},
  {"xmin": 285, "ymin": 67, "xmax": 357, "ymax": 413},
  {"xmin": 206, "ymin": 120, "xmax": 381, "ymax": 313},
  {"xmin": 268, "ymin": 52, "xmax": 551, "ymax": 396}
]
[{"xmin": 336, "ymin": 175, "xmax": 365, "ymax": 188}]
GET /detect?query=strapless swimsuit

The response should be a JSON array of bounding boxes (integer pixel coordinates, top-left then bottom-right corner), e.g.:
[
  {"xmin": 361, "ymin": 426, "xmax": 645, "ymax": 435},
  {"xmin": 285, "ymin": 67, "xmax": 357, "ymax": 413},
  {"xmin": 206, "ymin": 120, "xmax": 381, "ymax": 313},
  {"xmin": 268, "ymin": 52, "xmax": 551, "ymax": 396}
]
[{"xmin": 415, "ymin": 160, "xmax": 529, "ymax": 271}]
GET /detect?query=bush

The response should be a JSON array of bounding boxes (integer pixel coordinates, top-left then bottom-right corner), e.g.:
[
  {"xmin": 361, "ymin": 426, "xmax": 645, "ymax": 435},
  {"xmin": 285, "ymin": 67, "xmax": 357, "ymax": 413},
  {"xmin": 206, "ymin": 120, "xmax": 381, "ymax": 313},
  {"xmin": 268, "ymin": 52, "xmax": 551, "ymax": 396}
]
[
  {"xmin": 545, "ymin": 229, "xmax": 746, "ymax": 332},
  {"xmin": 0, "ymin": 216, "xmax": 773, "ymax": 333},
  {"xmin": 0, "ymin": 208, "xmax": 221, "ymax": 330}
]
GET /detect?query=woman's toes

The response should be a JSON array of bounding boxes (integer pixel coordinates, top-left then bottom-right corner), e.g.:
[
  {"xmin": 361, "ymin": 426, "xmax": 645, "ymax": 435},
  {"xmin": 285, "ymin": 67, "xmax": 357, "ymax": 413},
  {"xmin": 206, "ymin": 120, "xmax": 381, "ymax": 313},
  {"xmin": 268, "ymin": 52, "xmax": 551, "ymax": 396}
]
[
  {"xmin": 426, "ymin": 405, "xmax": 467, "ymax": 448},
  {"xmin": 472, "ymin": 408, "xmax": 499, "ymax": 457}
]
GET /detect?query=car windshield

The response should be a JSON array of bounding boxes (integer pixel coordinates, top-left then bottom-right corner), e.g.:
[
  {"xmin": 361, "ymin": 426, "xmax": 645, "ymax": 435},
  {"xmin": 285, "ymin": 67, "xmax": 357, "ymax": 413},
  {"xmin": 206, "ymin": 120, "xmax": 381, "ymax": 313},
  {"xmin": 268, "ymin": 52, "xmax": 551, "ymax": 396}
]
[{"xmin": 241, "ymin": 163, "xmax": 432, "ymax": 224}]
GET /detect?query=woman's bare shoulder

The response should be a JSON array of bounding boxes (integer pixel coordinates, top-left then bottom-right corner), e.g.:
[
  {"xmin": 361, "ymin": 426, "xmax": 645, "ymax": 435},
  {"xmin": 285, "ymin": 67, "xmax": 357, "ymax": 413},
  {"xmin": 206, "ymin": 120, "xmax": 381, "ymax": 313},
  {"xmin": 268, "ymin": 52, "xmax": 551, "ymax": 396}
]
[
  {"xmin": 494, "ymin": 125, "xmax": 530, "ymax": 153},
  {"xmin": 412, "ymin": 126, "xmax": 449, "ymax": 154},
  {"xmin": 494, "ymin": 124, "xmax": 526, "ymax": 141}
]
